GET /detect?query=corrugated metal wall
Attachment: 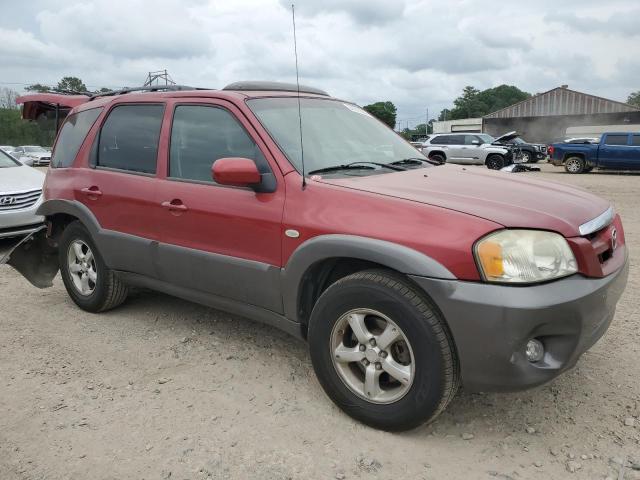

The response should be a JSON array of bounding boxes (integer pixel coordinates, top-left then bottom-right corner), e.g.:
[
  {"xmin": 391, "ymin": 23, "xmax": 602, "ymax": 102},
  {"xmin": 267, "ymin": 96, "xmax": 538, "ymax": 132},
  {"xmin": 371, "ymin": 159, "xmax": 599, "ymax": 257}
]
[{"xmin": 485, "ymin": 87, "xmax": 639, "ymax": 118}]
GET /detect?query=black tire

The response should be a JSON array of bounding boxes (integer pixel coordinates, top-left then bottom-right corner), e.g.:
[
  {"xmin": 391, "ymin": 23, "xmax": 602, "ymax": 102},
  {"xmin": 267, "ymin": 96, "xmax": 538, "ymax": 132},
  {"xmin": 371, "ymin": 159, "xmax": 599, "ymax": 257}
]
[
  {"xmin": 58, "ymin": 221, "xmax": 128, "ymax": 312},
  {"xmin": 486, "ymin": 154, "xmax": 504, "ymax": 170},
  {"xmin": 428, "ymin": 153, "xmax": 446, "ymax": 164},
  {"xmin": 564, "ymin": 156, "xmax": 585, "ymax": 174},
  {"xmin": 308, "ymin": 270, "xmax": 459, "ymax": 431}
]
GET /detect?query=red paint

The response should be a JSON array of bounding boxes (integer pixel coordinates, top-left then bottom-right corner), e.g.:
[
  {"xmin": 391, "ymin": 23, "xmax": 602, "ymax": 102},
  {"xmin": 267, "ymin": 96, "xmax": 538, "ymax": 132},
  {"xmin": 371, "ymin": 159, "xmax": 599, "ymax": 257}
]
[
  {"xmin": 213, "ymin": 158, "xmax": 261, "ymax": 186},
  {"xmin": 43, "ymin": 89, "xmax": 625, "ymax": 282}
]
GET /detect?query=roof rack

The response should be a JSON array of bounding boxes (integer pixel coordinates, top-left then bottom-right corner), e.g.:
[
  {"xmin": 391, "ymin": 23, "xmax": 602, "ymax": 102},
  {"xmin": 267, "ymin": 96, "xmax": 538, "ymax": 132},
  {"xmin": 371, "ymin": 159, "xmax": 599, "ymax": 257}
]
[
  {"xmin": 222, "ymin": 81, "xmax": 329, "ymax": 96},
  {"xmin": 88, "ymin": 85, "xmax": 208, "ymax": 101}
]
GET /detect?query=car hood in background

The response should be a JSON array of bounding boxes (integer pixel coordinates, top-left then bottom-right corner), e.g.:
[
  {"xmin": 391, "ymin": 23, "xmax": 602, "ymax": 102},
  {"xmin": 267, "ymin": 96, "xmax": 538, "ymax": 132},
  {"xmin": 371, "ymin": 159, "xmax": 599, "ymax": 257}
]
[
  {"xmin": 0, "ymin": 165, "xmax": 45, "ymax": 193},
  {"xmin": 493, "ymin": 131, "xmax": 519, "ymax": 143},
  {"xmin": 318, "ymin": 166, "xmax": 610, "ymax": 237}
]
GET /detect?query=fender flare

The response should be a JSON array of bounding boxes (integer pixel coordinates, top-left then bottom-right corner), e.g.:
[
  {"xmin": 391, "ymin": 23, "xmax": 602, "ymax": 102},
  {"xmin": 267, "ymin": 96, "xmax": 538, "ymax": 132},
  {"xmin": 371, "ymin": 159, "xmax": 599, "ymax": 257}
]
[
  {"xmin": 37, "ymin": 199, "xmax": 102, "ymax": 235},
  {"xmin": 281, "ymin": 234, "xmax": 455, "ymax": 322}
]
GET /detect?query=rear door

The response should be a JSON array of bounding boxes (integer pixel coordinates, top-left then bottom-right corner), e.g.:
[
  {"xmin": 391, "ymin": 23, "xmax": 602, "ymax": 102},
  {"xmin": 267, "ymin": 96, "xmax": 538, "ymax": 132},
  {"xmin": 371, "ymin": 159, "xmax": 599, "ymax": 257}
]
[
  {"xmin": 154, "ymin": 99, "xmax": 285, "ymax": 313},
  {"xmin": 77, "ymin": 102, "xmax": 164, "ymax": 278},
  {"xmin": 444, "ymin": 135, "xmax": 467, "ymax": 162},
  {"xmin": 598, "ymin": 134, "xmax": 631, "ymax": 168}
]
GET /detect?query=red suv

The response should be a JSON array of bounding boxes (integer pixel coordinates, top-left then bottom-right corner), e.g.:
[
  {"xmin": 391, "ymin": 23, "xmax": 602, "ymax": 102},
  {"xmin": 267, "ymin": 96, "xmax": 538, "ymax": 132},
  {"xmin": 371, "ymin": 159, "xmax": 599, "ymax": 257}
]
[{"xmin": 4, "ymin": 82, "xmax": 629, "ymax": 431}]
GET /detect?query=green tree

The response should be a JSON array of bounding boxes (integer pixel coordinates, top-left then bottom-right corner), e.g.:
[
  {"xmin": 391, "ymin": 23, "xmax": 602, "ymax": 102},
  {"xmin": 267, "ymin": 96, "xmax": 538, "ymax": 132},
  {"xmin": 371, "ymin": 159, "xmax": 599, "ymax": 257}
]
[
  {"xmin": 363, "ymin": 101, "xmax": 397, "ymax": 128},
  {"xmin": 56, "ymin": 76, "xmax": 88, "ymax": 93},
  {"xmin": 445, "ymin": 85, "xmax": 531, "ymax": 120},
  {"xmin": 628, "ymin": 91, "xmax": 640, "ymax": 108},
  {"xmin": 25, "ymin": 83, "xmax": 51, "ymax": 93},
  {"xmin": 438, "ymin": 108, "xmax": 451, "ymax": 121}
]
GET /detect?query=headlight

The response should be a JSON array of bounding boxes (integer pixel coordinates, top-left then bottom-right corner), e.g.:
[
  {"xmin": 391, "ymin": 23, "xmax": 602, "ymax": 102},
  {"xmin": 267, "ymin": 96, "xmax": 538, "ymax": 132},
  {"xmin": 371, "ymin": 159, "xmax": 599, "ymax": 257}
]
[{"xmin": 475, "ymin": 230, "xmax": 577, "ymax": 283}]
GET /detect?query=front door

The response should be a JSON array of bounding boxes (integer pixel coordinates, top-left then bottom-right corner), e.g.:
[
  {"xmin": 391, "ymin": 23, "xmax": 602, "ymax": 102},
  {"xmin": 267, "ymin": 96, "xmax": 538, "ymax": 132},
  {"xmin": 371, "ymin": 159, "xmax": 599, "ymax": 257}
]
[{"xmin": 155, "ymin": 101, "xmax": 285, "ymax": 313}]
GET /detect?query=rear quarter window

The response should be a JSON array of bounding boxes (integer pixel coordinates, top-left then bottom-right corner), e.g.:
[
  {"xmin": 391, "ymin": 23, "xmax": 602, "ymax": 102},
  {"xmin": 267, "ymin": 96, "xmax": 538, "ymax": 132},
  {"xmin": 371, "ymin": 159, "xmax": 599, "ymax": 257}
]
[{"xmin": 52, "ymin": 108, "xmax": 102, "ymax": 168}]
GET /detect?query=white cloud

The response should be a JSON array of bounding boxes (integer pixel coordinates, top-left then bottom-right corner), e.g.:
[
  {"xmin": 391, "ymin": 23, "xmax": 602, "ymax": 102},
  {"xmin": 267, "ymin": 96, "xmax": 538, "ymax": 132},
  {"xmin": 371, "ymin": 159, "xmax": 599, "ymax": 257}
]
[{"xmin": 0, "ymin": 0, "xmax": 638, "ymax": 125}]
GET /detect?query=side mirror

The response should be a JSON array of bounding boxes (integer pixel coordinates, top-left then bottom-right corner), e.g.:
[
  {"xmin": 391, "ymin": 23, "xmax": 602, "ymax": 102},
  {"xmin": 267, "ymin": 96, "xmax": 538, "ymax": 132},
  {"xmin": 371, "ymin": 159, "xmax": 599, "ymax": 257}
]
[{"xmin": 212, "ymin": 158, "xmax": 261, "ymax": 188}]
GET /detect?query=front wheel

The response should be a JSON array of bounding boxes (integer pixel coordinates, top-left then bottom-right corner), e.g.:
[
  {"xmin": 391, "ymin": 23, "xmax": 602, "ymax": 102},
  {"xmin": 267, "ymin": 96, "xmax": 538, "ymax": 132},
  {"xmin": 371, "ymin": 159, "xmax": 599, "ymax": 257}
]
[
  {"xmin": 486, "ymin": 154, "xmax": 504, "ymax": 170},
  {"xmin": 59, "ymin": 221, "xmax": 129, "ymax": 312},
  {"xmin": 308, "ymin": 270, "xmax": 459, "ymax": 431},
  {"xmin": 564, "ymin": 156, "xmax": 585, "ymax": 174},
  {"xmin": 520, "ymin": 151, "xmax": 532, "ymax": 163}
]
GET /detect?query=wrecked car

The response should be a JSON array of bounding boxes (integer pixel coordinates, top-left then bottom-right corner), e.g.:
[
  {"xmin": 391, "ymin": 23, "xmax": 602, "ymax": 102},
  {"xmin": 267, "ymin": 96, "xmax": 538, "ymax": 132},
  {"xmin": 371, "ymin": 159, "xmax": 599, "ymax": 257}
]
[{"xmin": 1, "ymin": 82, "xmax": 629, "ymax": 431}]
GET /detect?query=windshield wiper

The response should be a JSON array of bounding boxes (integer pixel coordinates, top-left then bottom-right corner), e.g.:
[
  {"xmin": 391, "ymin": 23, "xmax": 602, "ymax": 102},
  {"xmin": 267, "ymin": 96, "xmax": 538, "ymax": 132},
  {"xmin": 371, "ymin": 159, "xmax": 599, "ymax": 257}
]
[
  {"xmin": 307, "ymin": 161, "xmax": 406, "ymax": 175},
  {"xmin": 389, "ymin": 157, "xmax": 443, "ymax": 167}
]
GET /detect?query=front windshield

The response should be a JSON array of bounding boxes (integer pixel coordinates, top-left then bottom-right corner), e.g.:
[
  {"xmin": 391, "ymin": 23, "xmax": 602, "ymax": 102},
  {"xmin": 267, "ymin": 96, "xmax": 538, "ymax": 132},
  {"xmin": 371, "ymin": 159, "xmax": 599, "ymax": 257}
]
[
  {"xmin": 0, "ymin": 150, "xmax": 20, "ymax": 168},
  {"xmin": 25, "ymin": 146, "xmax": 47, "ymax": 153},
  {"xmin": 512, "ymin": 137, "xmax": 526, "ymax": 144},
  {"xmin": 476, "ymin": 134, "xmax": 494, "ymax": 143},
  {"xmin": 247, "ymin": 97, "xmax": 429, "ymax": 175}
]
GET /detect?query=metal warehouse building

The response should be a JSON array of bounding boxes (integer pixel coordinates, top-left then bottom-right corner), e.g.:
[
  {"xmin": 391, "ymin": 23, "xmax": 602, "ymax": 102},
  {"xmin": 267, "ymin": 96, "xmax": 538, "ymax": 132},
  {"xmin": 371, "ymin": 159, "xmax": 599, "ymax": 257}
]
[{"xmin": 482, "ymin": 85, "xmax": 640, "ymax": 143}]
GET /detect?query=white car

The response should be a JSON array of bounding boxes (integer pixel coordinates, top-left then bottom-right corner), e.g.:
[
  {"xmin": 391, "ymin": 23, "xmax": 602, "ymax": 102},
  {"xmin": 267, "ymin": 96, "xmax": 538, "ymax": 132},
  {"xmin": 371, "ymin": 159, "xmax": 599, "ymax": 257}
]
[
  {"xmin": 0, "ymin": 149, "xmax": 45, "ymax": 238},
  {"xmin": 12, "ymin": 145, "xmax": 52, "ymax": 167},
  {"xmin": 421, "ymin": 133, "xmax": 512, "ymax": 170}
]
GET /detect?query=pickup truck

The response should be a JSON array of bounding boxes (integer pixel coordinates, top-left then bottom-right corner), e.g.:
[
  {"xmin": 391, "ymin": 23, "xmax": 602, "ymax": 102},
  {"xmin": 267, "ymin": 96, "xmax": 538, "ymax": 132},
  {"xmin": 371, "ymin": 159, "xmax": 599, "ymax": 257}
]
[{"xmin": 549, "ymin": 132, "xmax": 640, "ymax": 173}]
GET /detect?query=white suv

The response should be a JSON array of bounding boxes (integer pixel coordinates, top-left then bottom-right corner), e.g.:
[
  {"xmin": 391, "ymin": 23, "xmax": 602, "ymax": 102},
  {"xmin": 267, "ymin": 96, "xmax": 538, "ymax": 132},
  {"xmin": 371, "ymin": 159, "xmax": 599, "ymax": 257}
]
[{"xmin": 421, "ymin": 133, "xmax": 512, "ymax": 170}]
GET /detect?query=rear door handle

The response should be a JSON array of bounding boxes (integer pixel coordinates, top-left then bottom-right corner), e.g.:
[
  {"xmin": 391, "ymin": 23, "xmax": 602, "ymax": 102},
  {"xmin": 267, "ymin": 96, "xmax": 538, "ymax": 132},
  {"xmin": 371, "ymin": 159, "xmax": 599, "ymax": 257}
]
[
  {"xmin": 161, "ymin": 200, "xmax": 188, "ymax": 212},
  {"xmin": 81, "ymin": 186, "xmax": 102, "ymax": 198}
]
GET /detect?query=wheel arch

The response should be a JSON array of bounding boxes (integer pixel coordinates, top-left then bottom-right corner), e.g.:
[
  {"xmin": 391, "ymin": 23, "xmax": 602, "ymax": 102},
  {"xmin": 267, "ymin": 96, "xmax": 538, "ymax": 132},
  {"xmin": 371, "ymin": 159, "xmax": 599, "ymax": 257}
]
[
  {"xmin": 427, "ymin": 150, "xmax": 447, "ymax": 161},
  {"xmin": 563, "ymin": 152, "xmax": 585, "ymax": 163},
  {"xmin": 281, "ymin": 235, "xmax": 456, "ymax": 334},
  {"xmin": 37, "ymin": 199, "xmax": 101, "ymax": 237}
]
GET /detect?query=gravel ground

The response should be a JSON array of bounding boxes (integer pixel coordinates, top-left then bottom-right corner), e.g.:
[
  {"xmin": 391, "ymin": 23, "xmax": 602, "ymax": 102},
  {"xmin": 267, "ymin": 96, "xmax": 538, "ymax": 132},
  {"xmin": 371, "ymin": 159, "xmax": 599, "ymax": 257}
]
[{"xmin": 1, "ymin": 163, "xmax": 639, "ymax": 480}]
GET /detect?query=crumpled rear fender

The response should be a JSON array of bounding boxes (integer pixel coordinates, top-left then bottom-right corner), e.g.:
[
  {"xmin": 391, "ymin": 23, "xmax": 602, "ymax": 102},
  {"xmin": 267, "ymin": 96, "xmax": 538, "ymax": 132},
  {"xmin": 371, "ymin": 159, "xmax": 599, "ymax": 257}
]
[{"xmin": 0, "ymin": 226, "xmax": 59, "ymax": 288}]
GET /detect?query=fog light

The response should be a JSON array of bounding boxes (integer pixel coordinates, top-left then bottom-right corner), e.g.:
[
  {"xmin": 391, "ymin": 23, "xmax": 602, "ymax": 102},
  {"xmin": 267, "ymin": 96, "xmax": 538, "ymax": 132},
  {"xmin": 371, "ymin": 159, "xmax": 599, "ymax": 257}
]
[{"xmin": 525, "ymin": 339, "xmax": 544, "ymax": 363}]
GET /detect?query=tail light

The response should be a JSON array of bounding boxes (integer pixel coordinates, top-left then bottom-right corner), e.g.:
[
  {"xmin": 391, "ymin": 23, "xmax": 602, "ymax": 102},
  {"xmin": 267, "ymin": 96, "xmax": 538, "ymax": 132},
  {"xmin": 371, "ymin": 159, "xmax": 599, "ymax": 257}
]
[{"xmin": 547, "ymin": 145, "xmax": 555, "ymax": 155}]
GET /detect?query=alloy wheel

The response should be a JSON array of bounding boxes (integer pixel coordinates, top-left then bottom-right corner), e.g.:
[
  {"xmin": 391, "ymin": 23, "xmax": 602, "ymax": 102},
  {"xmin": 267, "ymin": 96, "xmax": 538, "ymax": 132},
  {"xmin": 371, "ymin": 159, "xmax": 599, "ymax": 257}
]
[
  {"xmin": 566, "ymin": 158, "xmax": 582, "ymax": 173},
  {"xmin": 67, "ymin": 240, "xmax": 97, "ymax": 296},
  {"xmin": 330, "ymin": 308, "xmax": 415, "ymax": 404}
]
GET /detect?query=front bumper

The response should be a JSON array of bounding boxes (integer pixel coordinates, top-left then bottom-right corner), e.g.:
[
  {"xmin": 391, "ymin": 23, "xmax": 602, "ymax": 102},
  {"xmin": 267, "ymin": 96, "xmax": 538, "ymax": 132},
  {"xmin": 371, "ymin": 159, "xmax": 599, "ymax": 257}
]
[
  {"xmin": 410, "ymin": 250, "xmax": 629, "ymax": 392},
  {"xmin": 0, "ymin": 195, "xmax": 45, "ymax": 238}
]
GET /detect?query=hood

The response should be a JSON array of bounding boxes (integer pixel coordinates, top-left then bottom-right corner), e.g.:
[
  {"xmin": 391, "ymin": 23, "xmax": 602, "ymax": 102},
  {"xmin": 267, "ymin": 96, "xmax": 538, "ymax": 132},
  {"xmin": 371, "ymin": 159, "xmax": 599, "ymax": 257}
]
[
  {"xmin": 0, "ymin": 165, "xmax": 45, "ymax": 194},
  {"xmin": 318, "ymin": 166, "xmax": 610, "ymax": 237},
  {"xmin": 493, "ymin": 131, "xmax": 519, "ymax": 143}
]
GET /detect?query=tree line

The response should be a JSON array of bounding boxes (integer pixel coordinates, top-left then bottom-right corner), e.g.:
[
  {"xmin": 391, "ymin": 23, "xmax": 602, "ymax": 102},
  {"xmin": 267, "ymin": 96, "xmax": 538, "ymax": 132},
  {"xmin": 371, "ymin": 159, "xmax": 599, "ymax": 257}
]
[{"xmin": 1, "ymin": 75, "xmax": 639, "ymax": 147}]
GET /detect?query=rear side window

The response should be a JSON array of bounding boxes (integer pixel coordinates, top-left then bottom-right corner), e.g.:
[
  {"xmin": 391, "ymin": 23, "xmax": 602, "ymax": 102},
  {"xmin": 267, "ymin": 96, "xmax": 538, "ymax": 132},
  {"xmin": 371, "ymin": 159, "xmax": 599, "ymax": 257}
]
[
  {"xmin": 632, "ymin": 135, "xmax": 640, "ymax": 146},
  {"xmin": 52, "ymin": 108, "xmax": 102, "ymax": 168},
  {"xmin": 430, "ymin": 135, "xmax": 449, "ymax": 145},
  {"xmin": 448, "ymin": 135, "xmax": 464, "ymax": 145},
  {"xmin": 98, "ymin": 104, "xmax": 164, "ymax": 173},
  {"xmin": 604, "ymin": 134, "xmax": 629, "ymax": 146},
  {"xmin": 169, "ymin": 105, "xmax": 266, "ymax": 183}
]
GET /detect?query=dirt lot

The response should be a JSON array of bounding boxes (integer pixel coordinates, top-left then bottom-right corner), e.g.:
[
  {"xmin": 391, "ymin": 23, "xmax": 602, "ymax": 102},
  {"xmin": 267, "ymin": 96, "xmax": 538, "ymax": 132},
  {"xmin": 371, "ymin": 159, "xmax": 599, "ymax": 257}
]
[{"xmin": 1, "ymin": 163, "xmax": 639, "ymax": 480}]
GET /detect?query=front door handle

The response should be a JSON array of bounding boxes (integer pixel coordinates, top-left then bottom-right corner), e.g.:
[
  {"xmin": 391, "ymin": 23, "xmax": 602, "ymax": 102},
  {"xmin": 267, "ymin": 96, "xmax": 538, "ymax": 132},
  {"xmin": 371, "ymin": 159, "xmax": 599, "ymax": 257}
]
[
  {"xmin": 161, "ymin": 200, "xmax": 188, "ymax": 213},
  {"xmin": 81, "ymin": 186, "xmax": 102, "ymax": 198}
]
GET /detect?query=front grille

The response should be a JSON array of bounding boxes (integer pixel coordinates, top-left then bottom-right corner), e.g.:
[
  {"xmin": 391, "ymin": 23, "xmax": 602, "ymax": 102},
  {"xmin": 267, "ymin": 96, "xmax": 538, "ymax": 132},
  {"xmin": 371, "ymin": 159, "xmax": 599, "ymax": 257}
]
[
  {"xmin": 0, "ymin": 189, "xmax": 42, "ymax": 211},
  {"xmin": 540, "ymin": 146, "xmax": 547, "ymax": 154}
]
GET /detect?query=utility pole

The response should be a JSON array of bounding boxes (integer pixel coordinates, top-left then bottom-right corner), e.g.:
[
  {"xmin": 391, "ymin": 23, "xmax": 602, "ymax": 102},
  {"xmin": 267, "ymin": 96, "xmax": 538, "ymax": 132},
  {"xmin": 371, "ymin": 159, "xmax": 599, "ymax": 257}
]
[{"xmin": 426, "ymin": 108, "xmax": 429, "ymax": 135}]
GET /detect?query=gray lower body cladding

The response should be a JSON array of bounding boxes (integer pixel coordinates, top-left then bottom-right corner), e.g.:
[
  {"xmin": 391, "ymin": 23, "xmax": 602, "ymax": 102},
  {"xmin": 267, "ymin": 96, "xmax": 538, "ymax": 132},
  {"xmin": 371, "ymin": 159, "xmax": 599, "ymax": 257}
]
[{"xmin": 410, "ymin": 250, "xmax": 629, "ymax": 392}]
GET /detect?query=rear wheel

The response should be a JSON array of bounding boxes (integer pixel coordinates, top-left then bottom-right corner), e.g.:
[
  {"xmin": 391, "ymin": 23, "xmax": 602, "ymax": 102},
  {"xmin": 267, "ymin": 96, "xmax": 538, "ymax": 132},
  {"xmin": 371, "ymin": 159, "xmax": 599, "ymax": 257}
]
[
  {"xmin": 308, "ymin": 270, "xmax": 459, "ymax": 431},
  {"xmin": 486, "ymin": 154, "xmax": 504, "ymax": 170},
  {"xmin": 564, "ymin": 156, "xmax": 585, "ymax": 174},
  {"xmin": 59, "ymin": 221, "xmax": 128, "ymax": 312}
]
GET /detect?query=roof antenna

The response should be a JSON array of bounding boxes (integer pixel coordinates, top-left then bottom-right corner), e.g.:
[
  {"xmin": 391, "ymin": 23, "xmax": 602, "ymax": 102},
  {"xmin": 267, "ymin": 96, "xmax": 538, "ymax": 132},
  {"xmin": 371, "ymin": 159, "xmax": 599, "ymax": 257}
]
[{"xmin": 292, "ymin": 4, "xmax": 306, "ymax": 189}]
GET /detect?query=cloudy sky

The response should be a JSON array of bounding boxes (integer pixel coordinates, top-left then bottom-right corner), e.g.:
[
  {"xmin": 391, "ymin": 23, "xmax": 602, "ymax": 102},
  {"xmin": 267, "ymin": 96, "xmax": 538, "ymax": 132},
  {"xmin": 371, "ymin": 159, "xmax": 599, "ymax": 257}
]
[{"xmin": 1, "ymin": 0, "xmax": 638, "ymax": 128}]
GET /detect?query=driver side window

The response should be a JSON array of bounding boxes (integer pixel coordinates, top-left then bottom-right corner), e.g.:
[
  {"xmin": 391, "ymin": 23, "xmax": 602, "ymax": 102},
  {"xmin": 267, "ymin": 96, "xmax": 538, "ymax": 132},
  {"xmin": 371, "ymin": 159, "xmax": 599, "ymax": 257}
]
[{"xmin": 169, "ymin": 105, "xmax": 267, "ymax": 183}]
